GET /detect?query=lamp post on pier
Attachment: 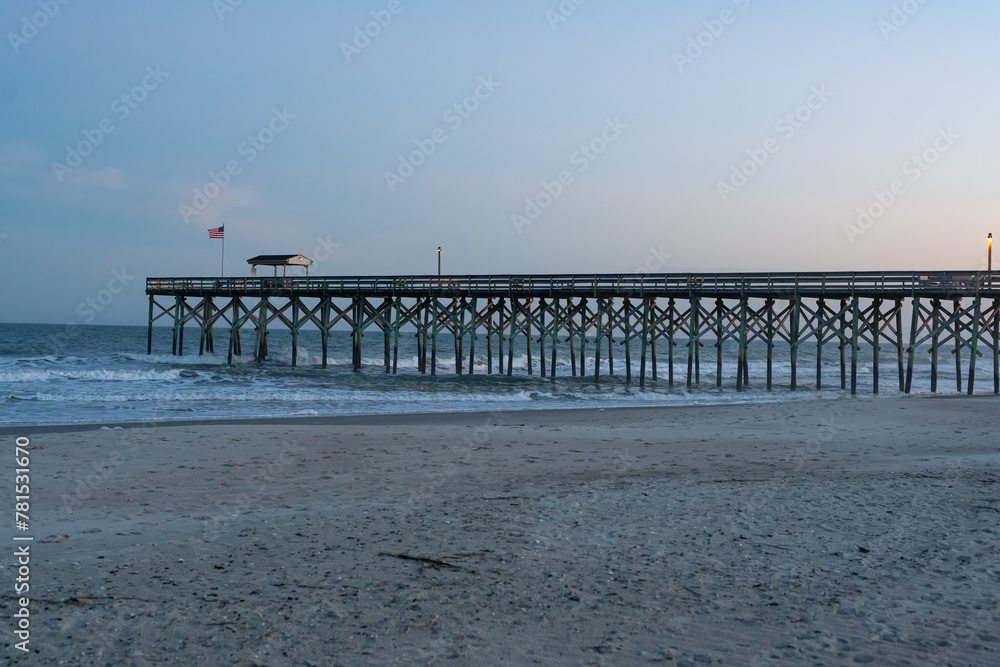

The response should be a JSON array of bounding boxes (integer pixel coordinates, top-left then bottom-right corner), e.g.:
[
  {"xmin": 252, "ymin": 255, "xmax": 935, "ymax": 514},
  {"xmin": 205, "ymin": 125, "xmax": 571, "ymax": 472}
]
[{"xmin": 437, "ymin": 246, "xmax": 442, "ymax": 277}]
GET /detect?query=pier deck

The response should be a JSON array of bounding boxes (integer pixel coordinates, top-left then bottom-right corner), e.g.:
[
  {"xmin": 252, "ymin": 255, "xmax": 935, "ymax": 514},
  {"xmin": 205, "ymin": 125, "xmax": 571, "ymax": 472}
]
[{"xmin": 146, "ymin": 271, "xmax": 1000, "ymax": 395}]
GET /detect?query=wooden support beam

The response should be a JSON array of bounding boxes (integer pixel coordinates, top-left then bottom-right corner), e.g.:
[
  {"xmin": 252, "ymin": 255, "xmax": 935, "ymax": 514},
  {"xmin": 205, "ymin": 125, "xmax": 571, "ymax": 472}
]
[
  {"xmin": 198, "ymin": 299, "xmax": 207, "ymax": 356},
  {"xmin": 236, "ymin": 303, "xmax": 242, "ymax": 357},
  {"xmin": 895, "ymin": 300, "xmax": 905, "ymax": 392},
  {"xmin": 953, "ymin": 300, "xmax": 963, "ymax": 392},
  {"xmin": 179, "ymin": 297, "xmax": 189, "ymax": 356},
  {"xmin": 872, "ymin": 298, "xmax": 882, "ymax": 394},
  {"xmin": 593, "ymin": 298, "xmax": 603, "ymax": 380},
  {"xmin": 252, "ymin": 299, "xmax": 262, "ymax": 362},
  {"xmin": 171, "ymin": 297, "xmax": 180, "ymax": 356},
  {"xmin": 198, "ymin": 298, "xmax": 212, "ymax": 356},
  {"xmin": 967, "ymin": 295, "xmax": 982, "ymax": 395},
  {"xmin": 291, "ymin": 298, "xmax": 299, "ymax": 367},
  {"xmin": 486, "ymin": 300, "xmax": 494, "ymax": 375},
  {"xmin": 741, "ymin": 302, "xmax": 750, "ymax": 387},
  {"xmin": 413, "ymin": 302, "xmax": 421, "ymax": 374},
  {"xmin": 498, "ymin": 298, "xmax": 505, "ymax": 376},
  {"xmin": 228, "ymin": 297, "xmax": 242, "ymax": 364},
  {"xmin": 624, "ymin": 298, "xmax": 632, "ymax": 383},
  {"xmin": 839, "ymin": 299, "xmax": 847, "ymax": 391},
  {"xmin": 651, "ymin": 333, "xmax": 658, "ymax": 381},
  {"xmin": 392, "ymin": 299, "xmax": 401, "ymax": 374},
  {"xmin": 431, "ymin": 299, "xmax": 439, "ymax": 376},
  {"xmin": 695, "ymin": 321, "xmax": 701, "ymax": 384},
  {"xmin": 931, "ymin": 299, "xmax": 940, "ymax": 393},
  {"xmin": 766, "ymin": 299, "xmax": 774, "ymax": 391},
  {"xmin": 715, "ymin": 299, "xmax": 724, "ymax": 388},
  {"xmin": 790, "ymin": 297, "xmax": 800, "ymax": 391},
  {"xmin": 994, "ymin": 299, "xmax": 1000, "ymax": 394},
  {"xmin": 147, "ymin": 295, "xmax": 154, "ymax": 355},
  {"xmin": 606, "ymin": 301, "xmax": 614, "ymax": 376},
  {"xmin": 667, "ymin": 298, "xmax": 675, "ymax": 386},
  {"xmin": 550, "ymin": 298, "xmax": 558, "ymax": 378},
  {"xmin": 456, "ymin": 298, "xmax": 465, "ymax": 375},
  {"xmin": 686, "ymin": 297, "xmax": 698, "ymax": 388},
  {"xmin": 382, "ymin": 299, "xmax": 391, "ymax": 373},
  {"xmin": 469, "ymin": 297, "xmax": 478, "ymax": 375},
  {"xmin": 905, "ymin": 296, "xmax": 920, "ymax": 394},
  {"xmin": 352, "ymin": 299, "xmax": 366, "ymax": 369},
  {"xmin": 639, "ymin": 298, "xmax": 650, "ymax": 387},
  {"xmin": 320, "ymin": 299, "xmax": 330, "ymax": 369},
  {"xmin": 208, "ymin": 298, "xmax": 216, "ymax": 354},
  {"xmin": 816, "ymin": 298, "xmax": 825, "ymax": 390},
  {"xmin": 538, "ymin": 299, "xmax": 546, "ymax": 378},
  {"xmin": 850, "ymin": 296, "xmax": 860, "ymax": 395},
  {"xmin": 569, "ymin": 301, "xmax": 577, "ymax": 377},
  {"xmin": 261, "ymin": 301, "xmax": 268, "ymax": 361},
  {"xmin": 420, "ymin": 299, "xmax": 430, "ymax": 374},
  {"xmin": 227, "ymin": 305, "xmax": 236, "ymax": 365},
  {"xmin": 256, "ymin": 297, "xmax": 269, "ymax": 363},
  {"xmin": 525, "ymin": 299, "xmax": 533, "ymax": 376},
  {"xmin": 506, "ymin": 298, "xmax": 517, "ymax": 377},
  {"xmin": 413, "ymin": 300, "xmax": 421, "ymax": 374},
  {"xmin": 736, "ymin": 297, "xmax": 748, "ymax": 391},
  {"xmin": 650, "ymin": 299, "xmax": 660, "ymax": 381}
]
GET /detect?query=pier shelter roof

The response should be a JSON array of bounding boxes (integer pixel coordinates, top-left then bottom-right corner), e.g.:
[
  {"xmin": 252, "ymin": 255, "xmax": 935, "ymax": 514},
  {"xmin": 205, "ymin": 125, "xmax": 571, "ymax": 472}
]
[{"xmin": 247, "ymin": 254, "xmax": 314, "ymax": 277}]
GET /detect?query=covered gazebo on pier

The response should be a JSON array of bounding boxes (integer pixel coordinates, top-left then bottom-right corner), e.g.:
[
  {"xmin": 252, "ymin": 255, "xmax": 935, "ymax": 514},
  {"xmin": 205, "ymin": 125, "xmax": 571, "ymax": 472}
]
[{"xmin": 247, "ymin": 254, "xmax": 314, "ymax": 277}]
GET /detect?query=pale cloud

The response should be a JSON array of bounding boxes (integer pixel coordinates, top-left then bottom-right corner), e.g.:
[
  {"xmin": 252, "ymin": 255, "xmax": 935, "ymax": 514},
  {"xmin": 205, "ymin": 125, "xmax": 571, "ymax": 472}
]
[
  {"xmin": 176, "ymin": 184, "xmax": 259, "ymax": 225},
  {"xmin": 66, "ymin": 166, "xmax": 127, "ymax": 190},
  {"xmin": 0, "ymin": 142, "xmax": 44, "ymax": 177},
  {"xmin": 0, "ymin": 144, "xmax": 125, "ymax": 196}
]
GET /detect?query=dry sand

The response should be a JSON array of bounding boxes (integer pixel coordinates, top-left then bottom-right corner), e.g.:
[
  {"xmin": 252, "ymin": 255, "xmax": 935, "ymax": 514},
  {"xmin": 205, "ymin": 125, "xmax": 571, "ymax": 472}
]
[{"xmin": 3, "ymin": 395, "xmax": 999, "ymax": 665}]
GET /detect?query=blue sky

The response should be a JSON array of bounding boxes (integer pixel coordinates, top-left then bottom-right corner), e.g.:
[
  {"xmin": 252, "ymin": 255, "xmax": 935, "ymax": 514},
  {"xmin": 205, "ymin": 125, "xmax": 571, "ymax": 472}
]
[{"xmin": 0, "ymin": 0, "xmax": 997, "ymax": 324}]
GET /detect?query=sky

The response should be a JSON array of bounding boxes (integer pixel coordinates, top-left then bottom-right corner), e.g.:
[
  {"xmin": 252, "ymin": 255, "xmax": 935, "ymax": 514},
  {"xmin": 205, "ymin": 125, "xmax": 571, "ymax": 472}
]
[{"xmin": 0, "ymin": 0, "xmax": 997, "ymax": 325}]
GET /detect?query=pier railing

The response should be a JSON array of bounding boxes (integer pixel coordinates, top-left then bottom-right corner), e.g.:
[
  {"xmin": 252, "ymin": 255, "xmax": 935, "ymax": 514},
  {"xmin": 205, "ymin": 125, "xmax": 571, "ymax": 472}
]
[{"xmin": 147, "ymin": 271, "xmax": 997, "ymax": 298}]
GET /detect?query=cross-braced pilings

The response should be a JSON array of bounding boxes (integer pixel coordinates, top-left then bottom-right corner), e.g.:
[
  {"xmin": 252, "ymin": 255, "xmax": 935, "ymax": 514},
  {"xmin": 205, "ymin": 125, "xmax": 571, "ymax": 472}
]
[{"xmin": 146, "ymin": 272, "xmax": 1000, "ymax": 395}]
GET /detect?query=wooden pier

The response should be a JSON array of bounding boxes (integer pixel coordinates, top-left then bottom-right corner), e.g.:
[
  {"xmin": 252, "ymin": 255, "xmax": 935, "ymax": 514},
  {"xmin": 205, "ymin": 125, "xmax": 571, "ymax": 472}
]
[{"xmin": 146, "ymin": 271, "xmax": 1000, "ymax": 395}]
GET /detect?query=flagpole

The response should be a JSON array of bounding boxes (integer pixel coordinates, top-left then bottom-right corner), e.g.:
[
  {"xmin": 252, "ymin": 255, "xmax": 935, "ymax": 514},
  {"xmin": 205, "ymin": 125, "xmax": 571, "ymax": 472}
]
[{"xmin": 221, "ymin": 234, "xmax": 225, "ymax": 277}]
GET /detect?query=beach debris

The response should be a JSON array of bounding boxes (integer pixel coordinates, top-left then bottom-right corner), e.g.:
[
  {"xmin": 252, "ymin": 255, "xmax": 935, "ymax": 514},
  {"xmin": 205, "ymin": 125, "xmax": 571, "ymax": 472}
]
[
  {"xmin": 37, "ymin": 595, "xmax": 153, "ymax": 606},
  {"xmin": 703, "ymin": 479, "xmax": 768, "ymax": 483},
  {"xmin": 762, "ymin": 544, "xmax": 792, "ymax": 551},
  {"xmin": 585, "ymin": 644, "xmax": 613, "ymax": 654},
  {"xmin": 381, "ymin": 552, "xmax": 480, "ymax": 575},
  {"xmin": 382, "ymin": 552, "xmax": 460, "ymax": 569},
  {"xmin": 33, "ymin": 596, "xmax": 102, "ymax": 606}
]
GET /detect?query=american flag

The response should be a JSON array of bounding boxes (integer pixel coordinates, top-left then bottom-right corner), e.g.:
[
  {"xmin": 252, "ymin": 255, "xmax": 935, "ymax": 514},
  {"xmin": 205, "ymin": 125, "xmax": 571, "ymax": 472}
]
[{"xmin": 208, "ymin": 225, "xmax": 224, "ymax": 239}]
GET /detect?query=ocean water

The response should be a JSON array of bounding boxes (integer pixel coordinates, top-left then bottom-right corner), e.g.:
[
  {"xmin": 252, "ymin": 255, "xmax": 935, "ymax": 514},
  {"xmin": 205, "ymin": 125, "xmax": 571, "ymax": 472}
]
[{"xmin": 0, "ymin": 322, "xmax": 988, "ymax": 427}]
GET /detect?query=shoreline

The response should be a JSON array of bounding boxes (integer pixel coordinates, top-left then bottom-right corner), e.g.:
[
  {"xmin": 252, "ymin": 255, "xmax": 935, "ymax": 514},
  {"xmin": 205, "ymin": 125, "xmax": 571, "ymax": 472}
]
[{"xmin": 1, "ymin": 390, "xmax": 996, "ymax": 435}]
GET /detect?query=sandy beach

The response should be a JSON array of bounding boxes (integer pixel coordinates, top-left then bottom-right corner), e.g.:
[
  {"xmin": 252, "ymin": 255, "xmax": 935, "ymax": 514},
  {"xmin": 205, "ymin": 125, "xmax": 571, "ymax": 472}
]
[{"xmin": 3, "ymin": 395, "xmax": 999, "ymax": 665}]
